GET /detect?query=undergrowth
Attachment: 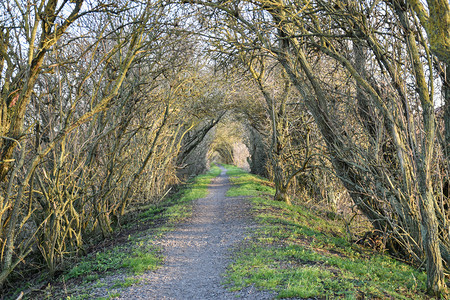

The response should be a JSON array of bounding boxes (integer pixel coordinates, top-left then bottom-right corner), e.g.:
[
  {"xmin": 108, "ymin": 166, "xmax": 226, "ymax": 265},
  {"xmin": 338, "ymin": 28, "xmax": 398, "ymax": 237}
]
[{"xmin": 224, "ymin": 165, "xmax": 428, "ymax": 299}]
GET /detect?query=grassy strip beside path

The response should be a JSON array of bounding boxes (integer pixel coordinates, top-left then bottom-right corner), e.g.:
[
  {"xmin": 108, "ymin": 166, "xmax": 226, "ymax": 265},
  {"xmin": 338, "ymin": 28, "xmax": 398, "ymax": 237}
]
[{"xmin": 224, "ymin": 165, "xmax": 428, "ymax": 299}]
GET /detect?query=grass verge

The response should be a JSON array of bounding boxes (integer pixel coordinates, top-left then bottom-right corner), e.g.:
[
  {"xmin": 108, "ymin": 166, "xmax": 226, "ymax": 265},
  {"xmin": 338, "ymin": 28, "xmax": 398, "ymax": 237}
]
[{"xmin": 224, "ymin": 165, "xmax": 427, "ymax": 299}]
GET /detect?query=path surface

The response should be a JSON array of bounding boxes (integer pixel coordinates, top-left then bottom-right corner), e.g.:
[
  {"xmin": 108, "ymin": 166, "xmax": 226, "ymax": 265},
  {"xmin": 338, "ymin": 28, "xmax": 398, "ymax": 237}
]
[{"xmin": 117, "ymin": 166, "xmax": 274, "ymax": 299}]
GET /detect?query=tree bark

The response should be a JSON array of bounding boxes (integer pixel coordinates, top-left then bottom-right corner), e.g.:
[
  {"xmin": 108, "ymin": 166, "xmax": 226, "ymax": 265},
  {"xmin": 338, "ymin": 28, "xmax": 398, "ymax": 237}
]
[
  {"xmin": 399, "ymin": 3, "xmax": 447, "ymax": 294},
  {"xmin": 444, "ymin": 64, "xmax": 450, "ymax": 161}
]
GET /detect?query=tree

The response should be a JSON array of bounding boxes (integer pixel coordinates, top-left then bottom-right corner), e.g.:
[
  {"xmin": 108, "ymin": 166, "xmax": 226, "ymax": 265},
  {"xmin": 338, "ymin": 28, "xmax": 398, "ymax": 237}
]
[
  {"xmin": 0, "ymin": 0, "xmax": 85, "ymax": 181},
  {"xmin": 200, "ymin": 11, "xmax": 322, "ymax": 204}
]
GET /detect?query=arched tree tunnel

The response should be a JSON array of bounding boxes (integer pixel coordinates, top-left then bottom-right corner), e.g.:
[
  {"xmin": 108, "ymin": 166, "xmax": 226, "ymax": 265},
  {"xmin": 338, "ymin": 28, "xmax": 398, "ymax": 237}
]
[
  {"xmin": 0, "ymin": 0, "xmax": 449, "ymax": 294},
  {"xmin": 207, "ymin": 120, "xmax": 250, "ymax": 170},
  {"xmin": 176, "ymin": 113, "xmax": 260, "ymax": 180}
]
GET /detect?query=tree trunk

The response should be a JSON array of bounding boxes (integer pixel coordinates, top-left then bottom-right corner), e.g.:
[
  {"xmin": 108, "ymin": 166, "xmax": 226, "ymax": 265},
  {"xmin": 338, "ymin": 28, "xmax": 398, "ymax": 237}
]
[
  {"xmin": 274, "ymin": 180, "xmax": 290, "ymax": 205},
  {"xmin": 418, "ymin": 166, "xmax": 447, "ymax": 296},
  {"xmin": 402, "ymin": 4, "xmax": 447, "ymax": 291},
  {"xmin": 444, "ymin": 64, "xmax": 450, "ymax": 161}
]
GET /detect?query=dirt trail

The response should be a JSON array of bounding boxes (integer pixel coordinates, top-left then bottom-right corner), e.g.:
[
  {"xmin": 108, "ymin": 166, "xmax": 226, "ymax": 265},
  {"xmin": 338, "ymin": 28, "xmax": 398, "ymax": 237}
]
[{"xmin": 116, "ymin": 166, "xmax": 274, "ymax": 299}]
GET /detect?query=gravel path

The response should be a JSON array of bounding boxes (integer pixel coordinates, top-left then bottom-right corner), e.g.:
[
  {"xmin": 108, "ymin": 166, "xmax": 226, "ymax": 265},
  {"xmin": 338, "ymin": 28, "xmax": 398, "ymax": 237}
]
[{"xmin": 115, "ymin": 166, "xmax": 274, "ymax": 299}]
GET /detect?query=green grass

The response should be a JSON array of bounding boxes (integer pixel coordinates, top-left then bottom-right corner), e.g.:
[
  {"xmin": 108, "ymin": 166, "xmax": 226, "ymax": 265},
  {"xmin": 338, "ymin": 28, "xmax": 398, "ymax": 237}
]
[
  {"xmin": 66, "ymin": 294, "xmax": 92, "ymax": 300},
  {"xmin": 122, "ymin": 245, "xmax": 162, "ymax": 274},
  {"xmin": 92, "ymin": 293, "xmax": 120, "ymax": 300},
  {"xmin": 65, "ymin": 243, "xmax": 162, "ymax": 280},
  {"xmin": 224, "ymin": 165, "xmax": 427, "ymax": 299},
  {"xmin": 225, "ymin": 165, "xmax": 275, "ymax": 197},
  {"xmin": 111, "ymin": 277, "xmax": 140, "ymax": 289}
]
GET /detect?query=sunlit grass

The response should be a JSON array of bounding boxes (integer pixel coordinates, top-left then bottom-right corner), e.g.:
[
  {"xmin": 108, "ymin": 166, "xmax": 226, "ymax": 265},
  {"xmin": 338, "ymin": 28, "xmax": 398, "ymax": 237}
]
[
  {"xmin": 224, "ymin": 165, "xmax": 275, "ymax": 197},
  {"xmin": 122, "ymin": 247, "xmax": 162, "ymax": 274},
  {"xmin": 224, "ymin": 165, "xmax": 427, "ymax": 299}
]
